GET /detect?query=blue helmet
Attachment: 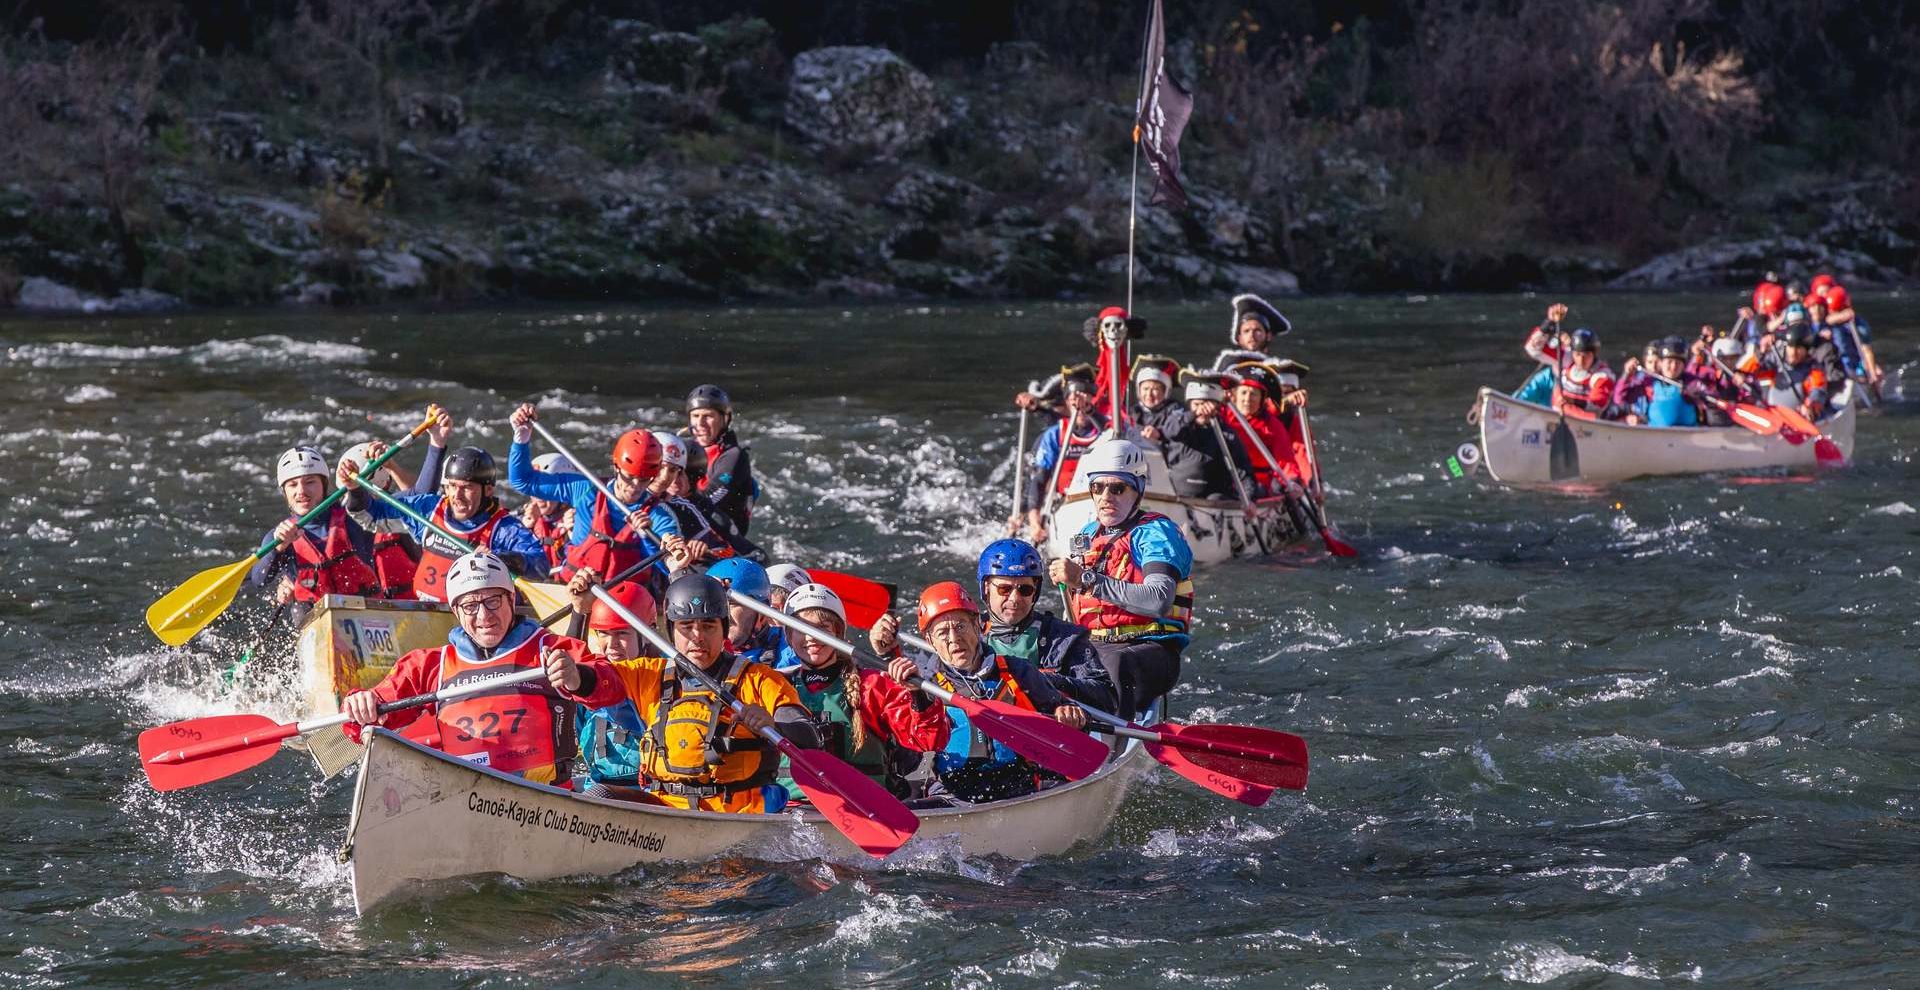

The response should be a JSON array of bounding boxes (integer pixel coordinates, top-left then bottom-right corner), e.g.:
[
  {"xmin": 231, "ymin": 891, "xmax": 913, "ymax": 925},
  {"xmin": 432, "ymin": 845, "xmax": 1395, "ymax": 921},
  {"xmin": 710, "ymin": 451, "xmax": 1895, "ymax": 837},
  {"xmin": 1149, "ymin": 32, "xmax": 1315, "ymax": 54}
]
[
  {"xmin": 705, "ymin": 557, "xmax": 771, "ymax": 603},
  {"xmin": 977, "ymin": 539, "xmax": 1044, "ymax": 585}
]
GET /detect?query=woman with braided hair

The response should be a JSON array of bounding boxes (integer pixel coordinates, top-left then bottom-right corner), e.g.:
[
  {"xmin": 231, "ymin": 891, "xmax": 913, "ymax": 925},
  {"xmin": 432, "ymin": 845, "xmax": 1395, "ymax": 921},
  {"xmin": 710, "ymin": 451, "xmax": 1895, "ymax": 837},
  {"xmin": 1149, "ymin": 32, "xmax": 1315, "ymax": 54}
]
[{"xmin": 773, "ymin": 583, "xmax": 950, "ymax": 800}]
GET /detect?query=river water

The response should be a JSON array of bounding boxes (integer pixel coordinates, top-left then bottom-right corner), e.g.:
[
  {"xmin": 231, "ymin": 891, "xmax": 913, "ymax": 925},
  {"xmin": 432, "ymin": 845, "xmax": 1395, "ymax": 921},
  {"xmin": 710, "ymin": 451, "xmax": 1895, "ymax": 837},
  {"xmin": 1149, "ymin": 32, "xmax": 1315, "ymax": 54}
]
[{"xmin": 3, "ymin": 294, "xmax": 1917, "ymax": 988}]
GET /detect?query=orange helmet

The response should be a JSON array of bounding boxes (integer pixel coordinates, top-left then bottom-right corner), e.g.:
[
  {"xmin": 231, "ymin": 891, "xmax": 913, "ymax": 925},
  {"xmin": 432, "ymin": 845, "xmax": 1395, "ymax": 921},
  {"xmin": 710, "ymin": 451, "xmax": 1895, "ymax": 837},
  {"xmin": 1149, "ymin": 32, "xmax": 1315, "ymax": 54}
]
[
  {"xmin": 917, "ymin": 580, "xmax": 980, "ymax": 631},
  {"xmin": 1823, "ymin": 284, "xmax": 1850, "ymax": 310},
  {"xmin": 612, "ymin": 429, "xmax": 662, "ymax": 479},
  {"xmin": 589, "ymin": 581, "xmax": 657, "ymax": 631},
  {"xmin": 1809, "ymin": 273, "xmax": 1836, "ymax": 297},
  {"xmin": 1752, "ymin": 282, "xmax": 1787, "ymax": 317}
]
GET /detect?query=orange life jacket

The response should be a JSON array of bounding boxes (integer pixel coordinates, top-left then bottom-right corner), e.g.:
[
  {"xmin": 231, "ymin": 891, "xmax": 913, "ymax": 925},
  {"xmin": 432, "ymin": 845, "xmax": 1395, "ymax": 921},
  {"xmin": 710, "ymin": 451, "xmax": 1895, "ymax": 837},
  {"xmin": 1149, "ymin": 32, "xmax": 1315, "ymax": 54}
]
[
  {"xmin": 433, "ymin": 630, "xmax": 575, "ymax": 785},
  {"xmin": 413, "ymin": 500, "xmax": 508, "ymax": 603},
  {"xmin": 287, "ymin": 507, "xmax": 380, "ymax": 602},
  {"xmin": 1071, "ymin": 511, "xmax": 1195, "ymax": 641}
]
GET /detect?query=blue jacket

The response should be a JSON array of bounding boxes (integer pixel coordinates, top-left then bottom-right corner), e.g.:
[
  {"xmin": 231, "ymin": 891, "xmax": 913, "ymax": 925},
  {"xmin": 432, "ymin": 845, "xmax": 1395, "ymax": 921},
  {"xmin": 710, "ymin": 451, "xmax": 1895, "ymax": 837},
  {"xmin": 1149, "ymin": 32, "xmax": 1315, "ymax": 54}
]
[
  {"xmin": 359, "ymin": 490, "xmax": 550, "ymax": 579},
  {"xmin": 1514, "ymin": 366, "xmax": 1556, "ymax": 406},
  {"xmin": 505, "ymin": 440, "xmax": 679, "ymax": 567}
]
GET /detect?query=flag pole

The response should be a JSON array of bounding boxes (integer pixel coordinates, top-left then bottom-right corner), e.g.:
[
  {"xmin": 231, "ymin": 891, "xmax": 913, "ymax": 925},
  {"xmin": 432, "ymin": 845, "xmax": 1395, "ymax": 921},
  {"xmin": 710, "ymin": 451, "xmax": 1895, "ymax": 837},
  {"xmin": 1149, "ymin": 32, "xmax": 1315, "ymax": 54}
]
[{"xmin": 1126, "ymin": 127, "xmax": 1140, "ymax": 318}]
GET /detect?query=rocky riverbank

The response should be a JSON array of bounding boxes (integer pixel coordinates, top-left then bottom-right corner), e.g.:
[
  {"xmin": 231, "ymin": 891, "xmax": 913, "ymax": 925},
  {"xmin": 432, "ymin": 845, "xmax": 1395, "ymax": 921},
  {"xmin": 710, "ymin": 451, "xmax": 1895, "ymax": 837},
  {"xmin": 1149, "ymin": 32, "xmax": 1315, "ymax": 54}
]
[{"xmin": 4, "ymin": 17, "xmax": 1915, "ymax": 313}]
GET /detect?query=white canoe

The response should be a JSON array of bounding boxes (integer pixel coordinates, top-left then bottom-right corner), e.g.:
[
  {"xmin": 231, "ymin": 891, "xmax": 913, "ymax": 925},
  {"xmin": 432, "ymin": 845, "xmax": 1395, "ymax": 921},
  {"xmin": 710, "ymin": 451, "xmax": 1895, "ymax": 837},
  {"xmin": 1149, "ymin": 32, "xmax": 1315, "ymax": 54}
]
[
  {"xmin": 1039, "ymin": 445, "xmax": 1308, "ymax": 565},
  {"xmin": 343, "ymin": 720, "xmax": 1153, "ymax": 914},
  {"xmin": 1473, "ymin": 383, "xmax": 1858, "ymax": 484}
]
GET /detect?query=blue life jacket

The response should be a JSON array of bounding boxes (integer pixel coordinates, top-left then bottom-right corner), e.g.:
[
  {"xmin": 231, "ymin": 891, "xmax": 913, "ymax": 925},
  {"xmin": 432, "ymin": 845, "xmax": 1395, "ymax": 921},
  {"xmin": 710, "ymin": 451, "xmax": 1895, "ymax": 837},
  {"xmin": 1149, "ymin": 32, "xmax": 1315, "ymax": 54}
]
[
  {"xmin": 576, "ymin": 701, "xmax": 646, "ymax": 785},
  {"xmin": 1645, "ymin": 381, "xmax": 1698, "ymax": 427},
  {"xmin": 734, "ymin": 624, "xmax": 785, "ymax": 667}
]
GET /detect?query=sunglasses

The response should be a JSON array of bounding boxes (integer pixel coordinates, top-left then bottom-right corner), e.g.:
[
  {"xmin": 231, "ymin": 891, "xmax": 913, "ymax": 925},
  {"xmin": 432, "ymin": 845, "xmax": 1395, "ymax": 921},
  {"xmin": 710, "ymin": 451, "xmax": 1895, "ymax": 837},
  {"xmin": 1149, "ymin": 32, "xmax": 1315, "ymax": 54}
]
[
  {"xmin": 1088, "ymin": 482, "xmax": 1134, "ymax": 498},
  {"xmin": 987, "ymin": 583, "xmax": 1039, "ymax": 599}
]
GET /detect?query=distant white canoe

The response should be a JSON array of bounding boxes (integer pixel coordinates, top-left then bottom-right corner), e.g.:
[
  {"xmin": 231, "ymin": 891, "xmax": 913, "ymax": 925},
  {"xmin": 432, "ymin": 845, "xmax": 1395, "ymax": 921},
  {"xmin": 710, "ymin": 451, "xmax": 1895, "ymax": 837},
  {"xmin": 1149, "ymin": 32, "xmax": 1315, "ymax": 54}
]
[
  {"xmin": 1039, "ymin": 445, "xmax": 1309, "ymax": 565},
  {"xmin": 1473, "ymin": 383, "xmax": 1857, "ymax": 484},
  {"xmin": 343, "ymin": 720, "xmax": 1152, "ymax": 914}
]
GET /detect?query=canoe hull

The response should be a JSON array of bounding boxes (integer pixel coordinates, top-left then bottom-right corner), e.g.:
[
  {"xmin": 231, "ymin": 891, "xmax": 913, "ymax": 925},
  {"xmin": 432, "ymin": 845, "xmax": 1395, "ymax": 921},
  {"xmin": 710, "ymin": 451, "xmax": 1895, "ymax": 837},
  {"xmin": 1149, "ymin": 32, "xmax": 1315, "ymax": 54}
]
[
  {"xmin": 1474, "ymin": 385, "xmax": 1858, "ymax": 484},
  {"xmin": 345, "ymin": 726, "xmax": 1151, "ymax": 914}
]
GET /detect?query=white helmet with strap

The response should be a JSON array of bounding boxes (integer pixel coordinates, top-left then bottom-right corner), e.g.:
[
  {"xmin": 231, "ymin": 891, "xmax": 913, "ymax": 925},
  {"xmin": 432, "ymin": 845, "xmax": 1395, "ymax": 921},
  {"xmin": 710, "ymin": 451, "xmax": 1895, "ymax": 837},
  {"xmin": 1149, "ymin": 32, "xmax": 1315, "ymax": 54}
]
[
  {"xmin": 1077, "ymin": 437, "xmax": 1150, "ymax": 491},
  {"xmin": 1185, "ymin": 380, "xmax": 1227, "ymax": 403},
  {"xmin": 651, "ymin": 430, "xmax": 689, "ymax": 470},
  {"xmin": 336, "ymin": 442, "xmax": 396, "ymax": 491},
  {"xmin": 445, "ymin": 550, "xmax": 514, "ymax": 603},
  {"xmin": 276, "ymin": 445, "xmax": 329, "ymax": 486},
  {"xmin": 531, "ymin": 452, "xmax": 577, "ymax": 475},
  {"xmin": 766, "ymin": 563, "xmax": 812, "ymax": 594},
  {"xmin": 784, "ymin": 582, "xmax": 846, "ymax": 625}
]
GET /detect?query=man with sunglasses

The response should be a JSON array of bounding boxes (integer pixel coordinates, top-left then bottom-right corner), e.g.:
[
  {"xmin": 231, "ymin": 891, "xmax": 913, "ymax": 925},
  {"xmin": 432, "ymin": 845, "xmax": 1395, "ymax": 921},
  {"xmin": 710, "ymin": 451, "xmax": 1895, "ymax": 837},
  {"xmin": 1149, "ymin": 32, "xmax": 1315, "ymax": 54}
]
[
  {"xmin": 1046, "ymin": 438, "xmax": 1194, "ymax": 720},
  {"xmin": 506, "ymin": 402, "xmax": 685, "ymax": 585},
  {"xmin": 339, "ymin": 550, "xmax": 615, "ymax": 788}
]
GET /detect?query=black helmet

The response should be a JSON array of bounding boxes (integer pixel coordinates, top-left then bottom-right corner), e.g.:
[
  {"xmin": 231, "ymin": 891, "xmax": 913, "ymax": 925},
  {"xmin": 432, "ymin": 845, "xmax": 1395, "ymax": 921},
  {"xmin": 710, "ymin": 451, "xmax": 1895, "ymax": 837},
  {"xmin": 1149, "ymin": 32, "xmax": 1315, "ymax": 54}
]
[
  {"xmin": 1062, "ymin": 370, "xmax": 1097, "ymax": 396},
  {"xmin": 1656, "ymin": 336, "xmax": 1687, "ymax": 359},
  {"xmin": 687, "ymin": 384, "xmax": 732, "ymax": 415},
  {"xmin": 441, "ymin": 446, "xmax": 497, "ymax": 485},
  {"xmin": 664, "ymin": 572, "xmax": 729, "ymax": 625},
  {"xmin": 1785, "ymin": 323, "xmax": 1816, "ymax": 348},
  {"xmin": 1570, "ymin": 327, "xmax": 1600, "ymax": 353}
]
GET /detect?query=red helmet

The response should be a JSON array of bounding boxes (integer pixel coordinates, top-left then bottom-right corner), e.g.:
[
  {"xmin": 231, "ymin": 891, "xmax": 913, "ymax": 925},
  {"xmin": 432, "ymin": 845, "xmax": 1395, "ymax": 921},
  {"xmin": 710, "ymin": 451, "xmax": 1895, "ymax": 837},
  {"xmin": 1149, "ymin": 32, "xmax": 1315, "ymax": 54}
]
[
  {"xmin": 916, "ymin": 580, "xmax": 980, "ymax": 632},
  {"xmin": 612, "ymin": 429, "xmax": 662, "ymax": 479},
  {"xmin": 589, "ymin": 581, "xmax": 657, "ymax": 631},
  {"xmin": 1823, "ymin": 284, "xmax": 1850, "ymax": 310},
  {"xmin": 1752, "ymin": 282, "xmax": 1787, "ymax": 317},
  {"xmin": 1809, "ymin": 273, "xmax": 1836, "ymax": 296},
  {"xmin": 1098, "ymin": 305, "xmax": 1128, "ymax": 321}
]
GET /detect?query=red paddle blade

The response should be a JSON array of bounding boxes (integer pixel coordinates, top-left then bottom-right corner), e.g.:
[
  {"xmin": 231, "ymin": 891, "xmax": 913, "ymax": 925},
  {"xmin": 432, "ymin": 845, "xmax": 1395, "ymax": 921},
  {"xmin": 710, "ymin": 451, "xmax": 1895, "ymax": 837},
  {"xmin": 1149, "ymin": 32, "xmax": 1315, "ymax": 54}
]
[
  {"xmin": 1149, "ymin": 722, "xmax": 1310, "ymax": 792},
  {"xmin": 138, "ymin": 714, "xmax": 287, "ymax": 791},
  {"xmin": 1729, "ymin": 405, "xmax": 1780, "ymax": 435},
  {"xmin": 1771, "ymin": 405, "xmax": 1820, "ymax": 438},
  {"xmin": 809, "ymin": 570, "xmax": 897, "ymax": 630},
  {"xmin": 1813, "ymin": 437, "xmax": 1845, "ymax": 467},
  {"xmin": 1144, "ymin": 739, "xmax": 1276, "ymax": 807},
  {"xmin": 1320, "ymin": 527, "xmax": 1359, "ymax": 558},
  {"xmin": 951, "ymin": 694, "xmax": 1110, "ymax": 780},
  {"xmin": 782, "ymin": 744, "xmax": 919, "ymax": 858}
]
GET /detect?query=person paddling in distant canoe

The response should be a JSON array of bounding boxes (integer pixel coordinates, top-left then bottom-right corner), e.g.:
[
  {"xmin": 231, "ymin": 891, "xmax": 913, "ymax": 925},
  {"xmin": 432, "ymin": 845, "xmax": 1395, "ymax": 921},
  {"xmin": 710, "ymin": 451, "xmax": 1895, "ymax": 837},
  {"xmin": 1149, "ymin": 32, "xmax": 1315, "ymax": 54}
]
[
  {"xmin": 1047, "ymin": 439, "xmax": 1194, "ymax": 720},
  {"xmin": 345, "ymin": 432, "xmax": 551, "ymax": 601},
  {"xmin": 649, "ymin": 430, "xmax": 756, "ymax": 564},
  {"xmin": 1015, "ymin": 366, "xmax": 1108, "ymax": 544},
  {"xmin": 1613, "ymin": 336, "xmax": 1704, "ymax": 427},
  {"xmin": 1819, "ymin": 283, "xmax": 1883, "ymax": 395},
  {"xmin": 771, "ymin": 582, "xmax": 949, "ymax": 801},
  {"xmin": 1224, "ymin": 365, "xmax": 1304, "ymax": 497},
  {"xmin": 556, "ymin": 570, "xmax": 823, "ymax": 813},
  {"xmin": 245, "ymin": 444, "xmax": 385, "ymax": 628},
  {"xmin": 506, "ymin": 403, "xmax": 684, "ymax": 586},
  {"xmin": 1163, "ymin": 378, "xmax": 1256, "ymax": 501},
  {"xmin": 1129, "ymin": 360, "xmax": 1188, "ymax": 450},
  {"xmin": 1553, "ymin": 328, "xmax": 1616, "ymax": 418},
  {"xmin": 1760, "ymin": 324, "xmax": 1839, "ymax": 421},
  {"xmin": 340, "ymin": 550, "xmax": 614, "ymax": 788},
  {"xmin": 683, "ymin": 384, "xmax": 757, "ymax": 538},
  {"xmin": 1208, "ymin": 293, "xmax": 1292, "ymax": 373}
]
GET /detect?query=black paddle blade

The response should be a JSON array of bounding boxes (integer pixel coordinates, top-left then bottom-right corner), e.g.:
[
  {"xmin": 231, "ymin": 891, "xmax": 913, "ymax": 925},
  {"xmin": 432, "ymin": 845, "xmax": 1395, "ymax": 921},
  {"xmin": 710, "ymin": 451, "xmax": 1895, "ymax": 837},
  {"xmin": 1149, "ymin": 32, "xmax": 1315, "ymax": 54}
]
[{"xmin": 1548, "ymin": 420, "xmax": 1579, "ymax": 481}]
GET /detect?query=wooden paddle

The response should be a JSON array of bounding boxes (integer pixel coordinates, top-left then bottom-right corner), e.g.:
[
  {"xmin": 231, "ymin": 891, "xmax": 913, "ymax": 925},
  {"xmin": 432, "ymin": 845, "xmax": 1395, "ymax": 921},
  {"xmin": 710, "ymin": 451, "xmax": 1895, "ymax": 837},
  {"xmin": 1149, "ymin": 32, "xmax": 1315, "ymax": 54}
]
[
  {"xmin": 733, "ymin": 592, "xmax": 1110, "ymax": 781},
  {"xmin": 139, "ymin": 667, "xmax": 548, "ymax": 791},
  {"xmin": 891, "ymin": 626, "xmax": 1310, "ymax": 806},
  {"xmin": 145, "ymin": 412, "xmax": 436, "ymax": 646},
  {"xmin": 584, "ymin": 583, "xmax": 919, "ymax": 859},
  {"xmin": 350, "ymin": 480, "xmax": 567, "ymax": 616}
]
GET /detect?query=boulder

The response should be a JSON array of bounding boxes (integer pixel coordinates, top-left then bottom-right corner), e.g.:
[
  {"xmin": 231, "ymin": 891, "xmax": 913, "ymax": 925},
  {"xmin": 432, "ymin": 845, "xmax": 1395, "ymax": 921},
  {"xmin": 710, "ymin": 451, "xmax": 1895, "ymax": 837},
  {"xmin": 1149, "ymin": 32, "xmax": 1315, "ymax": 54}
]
[
  {"xmin": 784, "ymin": 47, "xmax": 944, "ymax": 159},
  {"xmin": 14, "ymin": 276, "xmax": 181, "ymax": 313},
  {"xmin": 1608, "ymin": 236, "xmax": 1900, "ymax": 289},
  {"xmin": 883, "ymin": 168, "xmax": 986, "ymax": 222},
  {"xmin": 607, "ymin": 21, "xmax": 708, "ymax": 88}
]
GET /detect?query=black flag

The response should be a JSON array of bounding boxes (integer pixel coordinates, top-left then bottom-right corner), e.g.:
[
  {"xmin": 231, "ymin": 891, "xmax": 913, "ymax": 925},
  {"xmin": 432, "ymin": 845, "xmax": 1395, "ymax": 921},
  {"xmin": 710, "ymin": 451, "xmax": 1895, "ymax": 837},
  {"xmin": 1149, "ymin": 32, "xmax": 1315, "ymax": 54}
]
[{"xmin": 1134, "ymin": 0, "xmax": 1193, "ymax": 210}]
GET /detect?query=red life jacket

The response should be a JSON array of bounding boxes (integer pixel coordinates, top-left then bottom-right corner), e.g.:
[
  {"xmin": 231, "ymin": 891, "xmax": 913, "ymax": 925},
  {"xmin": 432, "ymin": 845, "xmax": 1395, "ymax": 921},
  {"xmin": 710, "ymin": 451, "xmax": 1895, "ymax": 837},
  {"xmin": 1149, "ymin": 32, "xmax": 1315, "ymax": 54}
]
[
  {"xmin": 529, "ymin": 511, "xmax": 569, "ymax": 570},
  {"xmin": 1070, "ymin": 511, "xmax": 1195, "ymax": 642},
  {"xmin": 287, "ymin": 507, "xmax": 380, "ymax": 602},
  {"xmin": 1054, "ymin": 414, "xmax": 1105, "ymax": 493},
  {"xmin": 433, "ymin": 630, "xmax": 575, "ymax": 786},
  {"xmin": 561, "ymin": 491, "xmax": 652, "ymax": 581},
  {"xmin": 413, "ymin": 500, "xmax": 508, "ymax": 603},
  {"xmin": 1557, "ymin": 361, "xmax": 1614, "ymax": 412},
  {"xmin": 370, "ymin": 531, "xmax": 417, "ymax": 600},
  {"xmin": 1228, "ymin": 409, "xmax": 1295, "ymax": 486}
]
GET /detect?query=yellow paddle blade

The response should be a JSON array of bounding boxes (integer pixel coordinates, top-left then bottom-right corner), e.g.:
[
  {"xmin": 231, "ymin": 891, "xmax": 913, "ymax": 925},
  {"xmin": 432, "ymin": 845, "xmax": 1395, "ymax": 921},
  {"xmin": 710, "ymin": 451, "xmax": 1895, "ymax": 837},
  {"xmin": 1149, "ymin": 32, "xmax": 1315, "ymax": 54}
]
[
  {"xmin": 146, "ymin": 556, "xmax": 257, "ymax": 646},
  {"xmin": 515, "ymin": 579, "xmax": 572, "ymax": 622}
]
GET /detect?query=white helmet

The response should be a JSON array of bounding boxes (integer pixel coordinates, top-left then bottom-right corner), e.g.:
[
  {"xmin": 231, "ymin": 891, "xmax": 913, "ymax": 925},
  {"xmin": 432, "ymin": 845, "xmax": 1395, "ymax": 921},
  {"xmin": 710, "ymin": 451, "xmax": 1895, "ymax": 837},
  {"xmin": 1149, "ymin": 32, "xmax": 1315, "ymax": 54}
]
[
  {"xmin": 1077, "ymin": 438, "xmax": 1150, "ymax": 491},
  {"xmin": 767, "ymin": 564, "xmax": 813, "ymax": 594},
  {"xmin": 445, "ymin": 550, "xmax": 514, "ymax": 603},
  {"xmin": 1274, "ymin": 371, "xmax": 1301, "ymax": 390},
  {"xmin": 276, "ymin": 445, "xmax": 329, "ymax": 486},
  {"xmin": 531, "ymin": 452, "xmax": 577, "ymax": 475},
  {"xmin": 1184, "ymin": 380, "xmax": 1226, "ymax": 403},
  {"xmin": 1134, "ymin": 365, "xmax": 1172, "ymax": 388},
  {"xmin": 651, "ymin": 430, "xmax": 688, "ymax": 470},
  {"xmin": 784, "ymin": 582, "xmax": 846, "ymax": 624},
  {"xmin": 336, "ymin": 442, "xmax": 396, "ymax": 491},
  {"xmin": 1711, "ymin": 337, "xmax": 1745, "ymax": 360}
]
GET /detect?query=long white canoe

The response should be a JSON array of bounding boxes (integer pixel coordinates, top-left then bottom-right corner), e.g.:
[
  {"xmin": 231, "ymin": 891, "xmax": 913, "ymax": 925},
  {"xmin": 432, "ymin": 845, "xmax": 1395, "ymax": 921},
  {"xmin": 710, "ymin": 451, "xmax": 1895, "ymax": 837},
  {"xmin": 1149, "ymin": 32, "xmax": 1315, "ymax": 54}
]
[
  {"xmin": 343, "ymin": 720, "xmax": 1152, "ymax": 914},
  {"xmin": 1473, "ymin": 383, "xmax": 1857, "ymax": 484},
  {"xmin": 1039, "ymin": 445, "xmax": 1308, "ymax": 565}
]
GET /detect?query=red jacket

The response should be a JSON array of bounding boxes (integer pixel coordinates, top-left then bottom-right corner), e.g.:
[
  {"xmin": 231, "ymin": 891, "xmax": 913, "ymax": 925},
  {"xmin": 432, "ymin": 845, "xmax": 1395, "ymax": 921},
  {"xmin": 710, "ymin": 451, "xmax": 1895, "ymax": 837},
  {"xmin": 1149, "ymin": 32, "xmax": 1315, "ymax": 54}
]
[
  {"xmin": 793, "ymin": 666, "xmax": 950, "ymax": 752},
  {"xmin": 343, "ymin": 624, "xmax": 612, "ymax": 742}
]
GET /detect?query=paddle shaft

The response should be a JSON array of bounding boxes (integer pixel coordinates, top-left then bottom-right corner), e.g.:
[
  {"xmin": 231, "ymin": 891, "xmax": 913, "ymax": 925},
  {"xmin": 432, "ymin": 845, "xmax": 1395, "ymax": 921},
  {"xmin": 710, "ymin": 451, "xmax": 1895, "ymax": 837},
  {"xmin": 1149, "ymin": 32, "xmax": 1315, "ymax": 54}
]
[
  {"xmin": 1012, "ymin": 408, "xmax": 1029, "ymax": 516},
  {"xmin": 893, "ymin": 627, "xmax": 1129, "ymax": 727},
  {"xmin": 730, "ymin": 593, "xmax": 964, "ymax": 707},
  {"xmin": 254, "ymin": 417, "xmax": 435, "ymax": 562},
  {"xmin": 1206, "ymin": 418, "xmax": 1259, "ymax": 516},
  {"xmin": 147, "ymin": 667, "xmax": 548, "ymax": 765},
  {"xmin": 528, "ymin": 420, "xmax": 666, "ymax": 541}
]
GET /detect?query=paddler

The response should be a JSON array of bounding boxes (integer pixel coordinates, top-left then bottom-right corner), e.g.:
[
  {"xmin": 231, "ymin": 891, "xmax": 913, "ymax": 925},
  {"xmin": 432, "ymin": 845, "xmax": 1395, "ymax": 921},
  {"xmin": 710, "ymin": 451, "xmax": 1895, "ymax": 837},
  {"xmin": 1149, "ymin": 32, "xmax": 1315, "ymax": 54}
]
[
  {"xmin": 1046, "ymin": 438, "xmax": 1194, "ymax": 720},
  {"xmin": 1210, "ymin": 293, "xmax": 1292, "ymax": 371},
  {"xmin": 1820, "ymin": 283, "xmax": 1883, "ymax": 393},
  {"xmin": 1612, "ymin": 336, "xmax": 1703, "ymax": 427},
  {"xmin": 506, "ymin": 402, "xmax": 685, "ymax": 583},
  {"xmin": 520, "ymin": 452, "xmax": 579, "ymax": 572},
  {"xmin": 1760, "ymin": 323, "xmax": 1837, "ymax": 421},
  {"xmin": 334, "ymin": 441, "xmax": 421, "ymax": 601},
  {"xmin": 870, "ymin": 539, "xmax": 1114, "ymax": 710},
  {"xmin": 910, "ymin": 581, "xmax": 1090, "ymax": 803},
  {"xmin": 1554, "ymin": 328, "xmax": 1616, "ymax": 418},
  {"xmin": 562, "ymin": 570, "xmax": 658, "ymax": 796},
  {"xmin": 1163, "ymin": 378, "xmax": 1256, "ymax": 501},
  {"xmin": 246, "ymin": 444, "xmax": 383, "ymax": 627},
  {"xmin": 342, "ymin": 437, "xmax": 551, "ymax": 601},
  {"xmin": 772, "ymin": 582, "xmax": 949, "ymax": 800},
  {"xmin": 705, "ymin": 557, "xmax": 785, "ymax": 664},
  {"xmin": 646, "ymin": 430, "xmax": 747, "ymax": 565},
  {"xmin": 766, "ymin": 564, "xmax": 812, "ymax": 611},
  {"xmin": 1017, "ymin": 366, "xmax": 1108, "ymax": 544},
  {"xmin": 554, "ymin": 571, "xmax": 823, "ymax": 813},
  {"xmin": 1130, "ymin": 361, "xmax": 1189, "ymax": 448},
  {"xmin": 1225, "ymin": 364, "xmax": 1304, "ymax": 496},
  {"xmin": 339, "ymin": 550, "xmax": 614, "ymax": 788},
  {"xmin": 684, "ymin": 384, "xmax": 757, "ymax": 538}
]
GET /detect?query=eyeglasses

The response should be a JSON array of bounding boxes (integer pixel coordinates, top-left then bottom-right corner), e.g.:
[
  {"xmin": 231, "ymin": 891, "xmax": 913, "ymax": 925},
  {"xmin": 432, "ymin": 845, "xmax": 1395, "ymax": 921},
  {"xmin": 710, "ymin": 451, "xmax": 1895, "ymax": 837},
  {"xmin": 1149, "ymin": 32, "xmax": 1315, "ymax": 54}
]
[
  {"xmin": 1088, "ymin": 482, "xmax": 1133, "ymax": 498},
  {"xmin": 614, "ymin": 470, "xmax": 646, "ymax": 487},
  {"xmin": 454, "ymin": 592, "xmax": 511, "ymax": 617},
  {"xmin": 987, "ymin": 583, "xmax": 1038, "ymax": 599}
]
